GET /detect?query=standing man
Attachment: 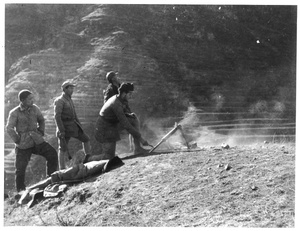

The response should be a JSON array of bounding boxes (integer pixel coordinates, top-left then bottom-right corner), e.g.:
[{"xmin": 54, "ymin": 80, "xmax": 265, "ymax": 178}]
[
  {"xmin": 104, "ymin": 71, "xmax": 134, "ymax": 115},
  {"xmin": 54, "ymin": 80, "xmax": 91, "ymax": 170},
  {"xmin": 95, "ymin": 83, "xmax": 149, "ymax": 160},
  {"xmin": 103, "ymin": 71, "xmax": 121, "ymax": 103},
  {"xmin": 6, "ymin": 90, "xmax": 58, "ymax": 192}
]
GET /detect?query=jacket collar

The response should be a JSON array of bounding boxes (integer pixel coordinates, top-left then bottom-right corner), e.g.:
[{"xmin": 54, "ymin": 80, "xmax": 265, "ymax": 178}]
[
  {"xmin": 116, "ymin": 94, "xmax": 126, "ymax": 104},
  {"xmin": 62, "ymin": 92, "xmax": 72, "ymax": 100},
  {"xmin": 19, "ymin": 103, "xmax": 31, "ymax": 112}
]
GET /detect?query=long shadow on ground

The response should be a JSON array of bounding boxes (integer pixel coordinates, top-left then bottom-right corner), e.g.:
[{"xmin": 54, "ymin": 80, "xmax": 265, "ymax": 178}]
[{"xmin": 120, "ymin": 148, "xmax": 206, "ymax": 160}]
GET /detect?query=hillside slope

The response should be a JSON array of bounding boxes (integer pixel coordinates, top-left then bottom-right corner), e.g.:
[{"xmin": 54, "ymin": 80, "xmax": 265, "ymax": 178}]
[
  {"xmin": 4, "ymin": 143, "xmax": 295, "ymax": 227},
  {"xmin": 4, "ymin": 4, "xmax": 296, "ymax": 215}
]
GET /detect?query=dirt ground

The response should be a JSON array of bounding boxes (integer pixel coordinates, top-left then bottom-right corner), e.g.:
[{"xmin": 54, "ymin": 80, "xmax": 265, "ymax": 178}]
[{"xmin": 3, "ymin": 142, "xmax": 295, "ymax": 227}]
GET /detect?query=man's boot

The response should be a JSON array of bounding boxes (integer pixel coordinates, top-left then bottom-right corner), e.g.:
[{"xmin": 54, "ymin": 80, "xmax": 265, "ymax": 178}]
[
  {"xmin": 102, "ymin": 142, "xmax": 116, "ymax": 160},
  {"xmin": 129, "ymin": 134, "xmax": 134, "ymax": 152},
  {"xmin": 133, "ymin": 138, "xmax": 149, "ymax": 155}
]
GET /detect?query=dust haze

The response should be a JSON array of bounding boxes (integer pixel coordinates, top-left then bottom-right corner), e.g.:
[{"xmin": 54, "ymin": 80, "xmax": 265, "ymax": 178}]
[{"xmin": 141, "ymin": 97, "xmax": 294, "ymax": 151}]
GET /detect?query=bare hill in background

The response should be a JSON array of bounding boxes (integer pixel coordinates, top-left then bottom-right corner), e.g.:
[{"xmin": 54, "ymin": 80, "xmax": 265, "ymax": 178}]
[
  {"xmin": 4, "ymin": 4, "xmax": 296, "ymax": 206},
  {"xmin": 5, "ymin": 4, "xmax": 296, "ymax": 122}
]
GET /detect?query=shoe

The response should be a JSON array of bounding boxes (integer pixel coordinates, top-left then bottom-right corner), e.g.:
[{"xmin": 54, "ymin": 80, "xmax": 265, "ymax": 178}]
[
  {"xmin": 133, "ymin": 147, "xmax": 150, "ymax": 155},
  {"xmin": 103, "ymin": 156, "xmax": 125, "ymax": 172},
  {"xmin": 14, "ymin": 193, "xmax": 22, "ymax": 200}
]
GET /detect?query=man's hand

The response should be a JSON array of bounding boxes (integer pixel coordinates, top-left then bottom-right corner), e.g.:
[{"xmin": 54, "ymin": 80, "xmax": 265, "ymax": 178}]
[
  {"xmin": 125, "ymin": 113, "xmax": 136, "ymax": 118},
  {"xmin": 140, "ymin": 137, "xmax": 149, "ymax": 146},
  {"xmin": 15, "ymin": 136, "xmax": 21, "ymax": 144}
]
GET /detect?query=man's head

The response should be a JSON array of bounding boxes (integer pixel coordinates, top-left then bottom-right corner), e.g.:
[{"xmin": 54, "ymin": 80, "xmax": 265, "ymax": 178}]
[
  {"xmin": 18, "ymin": 89, "xmax": 34, "ymax": 107},
  {"xmin": 118, "ymin": 83, "xmax": 134, "ymax": 100},
  {"xmin": 61, "ymin": 80, "xmax": 76, "ymax": 96},
  {"xmin": 106, "ymin": 71, "xmax": 120, "ymax": 85}
]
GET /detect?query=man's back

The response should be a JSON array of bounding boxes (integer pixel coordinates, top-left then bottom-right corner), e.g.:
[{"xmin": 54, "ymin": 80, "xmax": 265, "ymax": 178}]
[{"xmin": 103, "ymin": 83, "xmax": 119, "ymax": 103}]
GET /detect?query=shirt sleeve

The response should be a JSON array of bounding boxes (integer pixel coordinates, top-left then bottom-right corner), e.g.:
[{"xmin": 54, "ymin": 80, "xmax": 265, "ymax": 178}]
[
  {"xmin": 35, "ymin": 105, "xmax": 45, "ymax": 135},
  {"xmin": 112, "ymin": 100, "xmax": 141, "ymax": 139},
  {"xmin": 104, "ymin": 85, "xmax": 115, "ymax": 102},
  {"xmin": 6, "ymin": 110, "xmax": 20, "ymax": 143}
]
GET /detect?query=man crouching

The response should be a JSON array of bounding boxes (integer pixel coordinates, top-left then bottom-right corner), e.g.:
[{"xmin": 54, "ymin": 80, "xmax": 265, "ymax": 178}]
[{"xmin": 94, "ymin": 83, "xmax": 149, "ymax": 160}]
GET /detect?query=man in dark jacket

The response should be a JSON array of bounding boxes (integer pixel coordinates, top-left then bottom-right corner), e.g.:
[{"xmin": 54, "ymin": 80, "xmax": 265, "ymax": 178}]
[
  {"xmin": 54, "ymin": 80, "xmax": 91, "ymax": 170},
  {"xmin": 103, "ymin": 71, "xmax": 141, "ymax": 152},
  {"xmin": 103, "ymin": 71, "xmax": 120, "ymax": 103},
  {"xmin": 95, "ymin": 83, "xmax": 149, "ymax": 160},
  {"xmin": 6, "ymin": 90, "xmax": 58, "ymax": 192}
]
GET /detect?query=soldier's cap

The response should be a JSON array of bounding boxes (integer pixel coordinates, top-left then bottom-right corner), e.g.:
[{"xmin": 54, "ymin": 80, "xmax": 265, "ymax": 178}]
[
  {"xmin": 106, "ymin": 71, "xmax": 118, "ymax": 83},
  {"xmin": 18, "ymin": 89, "xmax": 32, "ymax": 101},
  {"xmin": 118, "ymin": 82, "xmax": 134, "ymax": 94},
  {"xmin": 61, "ymin": 80, "xmax": 76, "ymax": 89}
]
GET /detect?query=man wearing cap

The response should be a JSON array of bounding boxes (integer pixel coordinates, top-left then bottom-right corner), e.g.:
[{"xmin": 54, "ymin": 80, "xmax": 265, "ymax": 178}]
[
  {"xmin": 103, "ymin": 71, "xmax": 121, "ymax": 103},
  {"xmin": 94, "ymin": 82, "xmax": 150, "ymax": 160},
  {"xmin": 103, "ymin": 71, "xmax": 142, "ymax": 151},
  {"xmin": 54, "ymin": 80, "xmax": 91, "ymax": 170},
  {"xmin": 6, "ymin": 89, "xmax": 58, "ymax": 192},
  {"xmin": 103, "ymin": 71, "xmax": 131, "ymax": 114}
]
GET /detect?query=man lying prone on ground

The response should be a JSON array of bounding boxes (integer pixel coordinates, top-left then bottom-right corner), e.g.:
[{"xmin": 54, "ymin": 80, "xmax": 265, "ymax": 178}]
[{"xmin": 18, "ymin": 156, "xmax": 124, "ymax": 206}]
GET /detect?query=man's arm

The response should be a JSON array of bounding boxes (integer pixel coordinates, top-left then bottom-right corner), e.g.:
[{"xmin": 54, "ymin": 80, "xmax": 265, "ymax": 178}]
[
  {"xmin": 54, "ymin": 99, "xmax": 65, "ymax": 135},
  {"xmin": 6, "ymin": 110, "xmax": 21, "ymax": 144},
  {"xmin": 112, "ymin": 101, "xmax": 141, "ymax": 139},
  {"xmin": 103, "ymin": 85, "xmax": 116, "ymax": 102},
  {"xmin": 35, "ymin": 105, "xmax": 45, "ymax": 135}
]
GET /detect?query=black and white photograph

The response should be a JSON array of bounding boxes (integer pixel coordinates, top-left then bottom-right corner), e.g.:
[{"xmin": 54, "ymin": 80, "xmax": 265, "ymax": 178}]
[{"xmin": 2, "ymin": 1, "xmax": 298, "ymax": 228}]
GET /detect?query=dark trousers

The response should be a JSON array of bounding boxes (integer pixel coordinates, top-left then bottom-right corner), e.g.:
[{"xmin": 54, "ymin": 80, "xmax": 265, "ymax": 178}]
[
  {"xmin": 15, "ymin": 142, "xmax": 58, "ymax": 192},
  {"xmin": 102, "ymin": 142, "xmax": 117, "ymax": 160}
]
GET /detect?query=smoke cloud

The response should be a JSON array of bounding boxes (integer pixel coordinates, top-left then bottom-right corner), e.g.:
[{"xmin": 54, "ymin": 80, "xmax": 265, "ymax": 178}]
[{"xmin": 143, "ymin": 98, "xmax": 294, "ymax": 152}]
